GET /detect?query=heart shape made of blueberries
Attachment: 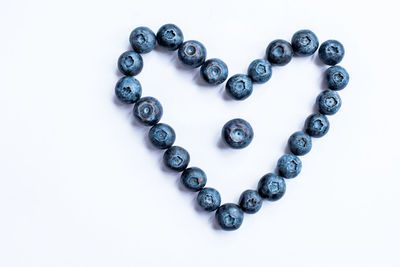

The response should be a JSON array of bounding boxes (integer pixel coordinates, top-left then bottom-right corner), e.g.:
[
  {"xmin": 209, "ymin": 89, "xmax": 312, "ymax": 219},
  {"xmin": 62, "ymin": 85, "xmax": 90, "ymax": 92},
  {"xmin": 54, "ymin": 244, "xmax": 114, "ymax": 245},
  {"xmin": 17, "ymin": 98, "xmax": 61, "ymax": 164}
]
[{"xmin": 114, "ymin": 24, "xmax": 349, "ymax": 231}]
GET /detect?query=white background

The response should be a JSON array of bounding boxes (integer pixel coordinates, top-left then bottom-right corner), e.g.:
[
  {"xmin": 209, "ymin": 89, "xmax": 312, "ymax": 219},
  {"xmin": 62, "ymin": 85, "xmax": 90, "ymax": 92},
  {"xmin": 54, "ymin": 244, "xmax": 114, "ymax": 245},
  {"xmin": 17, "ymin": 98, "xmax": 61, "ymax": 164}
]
[{"xmin": 1, "ymin": 0, "xmax": 399, "ymax": 266}]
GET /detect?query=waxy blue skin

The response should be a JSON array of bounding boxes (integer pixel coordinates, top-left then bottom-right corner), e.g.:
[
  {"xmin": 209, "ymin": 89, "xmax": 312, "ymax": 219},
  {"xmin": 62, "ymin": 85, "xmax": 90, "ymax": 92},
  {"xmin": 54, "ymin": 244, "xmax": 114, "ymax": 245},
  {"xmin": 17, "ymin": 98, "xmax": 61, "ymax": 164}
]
[
  {"xmin": 226, "ymin": 74, "xmax": 253, "ymax": 100},
  {"xmin": 129, "ymin": 26, "xmax": 156, "ymax": 54},
  {"xmin": 178, "ymin": 40, "xmax": 207, "ymax": 68},
  {"xmin": 133, "ymin": 96, "xmax": 163, "ymax": 126},
  {"xmin": 156, "ymin": 24, "xmax": 184, "ymax": 51},
  {"xmin": 277, "ymin": 154, "xmax": 302, "ymax": 179},
  {"xmin": 200, "ymin": 58, "xmax": 228, "ymax": 85},
  {"xmin": 197, "ymin": 187, "xmax": 221, "ymax": 211},
  {"xmin": 222, "ymin": 118, "xmax": 254, "ymax": 149},
  {"xmin": 180, "ymin": 167, "xmax": 207, "ymax": 192},
  {"xmin": 247, "ymin": 59, "xmax": 272, "ymax": 84},
  {"xmin": 291, "ymin": 30, "xmax": 319, "ymax": 56},
  {"xmin": 318, "ymin": 40, "xmax": 345, "ymax": 65},
  {"xmin": 288, "ymin": 131, "xmax": 312, "ymax": 156},
  {"xmin": 117, "ymin": 51, "xmax": 143, "ymax": 76},
  {"xmin": 266, "ymin": 39, "xmax": 294, "ymax": 66},
  {"xmin": 148, "ymin": 123, "xmax": 176, "ymax": 149},
  {"xmin": 215, "ymin": 203, "xmax": 244, "ymax": 231},
  {"xmin": 163, "ymin": 146, "xmax": 190, "ymax": 172},
  {"xmin": 238, "ymin": 190, "xmax": 262, "ymax": 214},
  {"xmin": 325, "ymin": 65, "xmax": 349, "ymax": 90},
  {"xmin": 257, "ymin": 173, "xmax": 286, "ymax": 201},
  {"xmin": 317, "ymin": 90, "xmax": 342, "ymax": 115},
  {"xmin": 115, "ymin": 76, "xmax": 142, "ymax": 104},
  {"xmin": 305, "ymin": 113, "xmax": 330, "ymax": 138}
]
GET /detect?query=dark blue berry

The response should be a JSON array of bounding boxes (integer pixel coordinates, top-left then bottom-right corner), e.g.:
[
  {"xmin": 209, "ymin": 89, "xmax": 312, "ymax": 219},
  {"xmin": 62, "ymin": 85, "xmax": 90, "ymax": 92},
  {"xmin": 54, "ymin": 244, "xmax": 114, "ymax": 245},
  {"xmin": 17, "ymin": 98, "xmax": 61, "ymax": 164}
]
[
  {"xmin": 156, "ymin": 24, "xmax": 184, "ymax": 51},
  {"xmin": 317, "ymin": 90, "xmax": 342, "ymax": 115},
  {"xmin": 129, "ymin": 26, "xmax": 156, "ymax": 54},
  {"xmin": 238, "ymin": 190, "xmax": 262, "ymax": 214},
  {"xmin": 257, "ymin": 173, "xmax": 286, "ymax": 201},
  {"xmin": 325, "ymin": 65, "xmax": 349, "ymax": 90},
  {"xmin": 277, "ymin": 154, "xmax": 302, "ymax": 179},
  {"xmin": 117, "ymin": 51, "xmax": 143, "ymax": 76},
  {"xmin": 266, "ymin": 39, "xmax": 293, "ymax": 66},
  {"xmin": 305, "ymin": 113, "xmax": 330, "ymax": 138},
  {"xmin": 222, "ymin": 118, "xmax": 254, "ymax": 149},
  {"xmin": 226, "ymin": 74, "xmax": 253, "ymax": 100},
  {"xmin": 291, "ymin": 29, "xmax": 319, "ymax": 56},
  {"xmin": 148, "ymin": 123, "xmax": 176, "ymax": 149},
  {"xmin": 115, "ymin": 76, "xmax": 142, "ymax": 104},
  {"xmin": 288, "ymin": 131, "xmax": 312, "ymax": 156},
  {"xmin": 318, "ymin": 40, "xmax": 345, "ymax": 66},
  {"xmin": 247, "ymin": 59, "xmax": 272, "ymax": 84},
  {"xmin": 200, "ymin": 58, "xmax": 228, "ymax": 85},
  {"xmin": 197, "ymin": 187, "xmax": 221, "ymax": 211},
  {"xmin": 163, "ymin": 146, "xmax": 190, "ymax": 172},
  {"xmin": 177, "ymin": 40, "xmax": 207, "ymax": 68},
  {"xmin": 180, "ymin": 167, "xmax": 207, "ymax": 191},
  {"xmin": 133, "ymin": 96, "xmax": 163, "ymax": 126},
  {"xmin": 215, "ymin": 203, "xmax": 244, "ymax": 231}
]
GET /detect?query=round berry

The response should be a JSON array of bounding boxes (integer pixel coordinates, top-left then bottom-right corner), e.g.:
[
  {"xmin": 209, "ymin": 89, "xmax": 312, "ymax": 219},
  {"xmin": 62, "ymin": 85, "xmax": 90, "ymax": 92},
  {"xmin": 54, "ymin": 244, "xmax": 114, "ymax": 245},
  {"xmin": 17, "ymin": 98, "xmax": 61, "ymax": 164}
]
[
  {"xmin": 156, "ymin": 24, "xmax": 184, "ymax": 51},
  {"xmin": 257, "ymin": 173, "xmax": 286, "ymax": 201},
  {"xmin": 222, "ymin": 118, "xmax": 254, "ymax": 149},
  {"xmin": 115, "ymin": 76, "xmax": 142, "ymax": 104},
  {"xmin": 226, "ymin": 74, "xmax": 253, "ymax": 100},
  {"xmin": 177, "ymin": 40, "xmax": 207, "ymax": 68},
  {"xmin": 117, "ymin": 51, "xmax": 143, "ymax": 76},
  {"xmin": 180, "ymin": 167, "xmax": 207, "ymax": 192},
  {"xmin": 291, "ymin": 29, "xmax": 319, "ymax": 56},
  {"xmin": 277, "ymin": 154, "xmax": 302, "ymax": 179},
  {"xmin": 163, "ymin": 146, "xmax": 190, "ymax": 172},
  {"xmin": 318, "ymin": 40, "xmax": 345, "ymax": 65},
  {"xmin": 317, "ymin": 90, "xmax": 342, "ymax": 115},
  {"xmin": 325, "ymin": 65, "xmax": 349, "ymax": 90},
  {"xmin": 247, "ymin": 59, "xmax": 272, "ymax": 84},
  {"xmin": 238, "ymin": 190, "xmax": 262, "ymax": 214},
  {"xmin": 148, "ymin": 123, "xmax": 176, "ymax": 149},
  {"xmin": 197, "ymin": 187, "xmax": 221, "ymax": 211},
  {"xmin": 305, "ymin": 113, "xmax": 330, "ymax": 138},
  {"xmin": 133, "ymin": 96, "xmax": 163, "ymax": 126},
  {"xmin": 215, "ymin": 203, "xmax": 244, "ymax": 231},
  {"xmin": 129, "ymin": 26, "xmax": 156, "ymax": 54},
  {"xmin": 288, "ymin": 131, "xmax": 312, "ymax": 156},
  {"xmin": 266, "ymin": 39, "xmax": 293, "ymax": 66},
  {"xmin": 200, "ymin": 58, "xmax": 228, "ymax": 85}
]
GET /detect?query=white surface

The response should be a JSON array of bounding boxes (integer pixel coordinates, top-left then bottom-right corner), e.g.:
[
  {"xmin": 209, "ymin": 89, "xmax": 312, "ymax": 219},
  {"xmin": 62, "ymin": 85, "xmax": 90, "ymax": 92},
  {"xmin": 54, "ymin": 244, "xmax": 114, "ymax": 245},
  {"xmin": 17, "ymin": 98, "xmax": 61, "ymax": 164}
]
[{"xmin": 0, "ymin": 0, "xmax": 399, "ymax": 266}]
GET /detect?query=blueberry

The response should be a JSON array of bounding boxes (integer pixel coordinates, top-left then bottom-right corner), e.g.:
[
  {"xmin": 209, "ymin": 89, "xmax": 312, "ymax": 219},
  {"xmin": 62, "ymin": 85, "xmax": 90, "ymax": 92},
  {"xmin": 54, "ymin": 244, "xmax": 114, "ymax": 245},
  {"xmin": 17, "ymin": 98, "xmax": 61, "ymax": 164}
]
[
  {"xmin": 277, "ymin": 154, "xmax": 302, "ymax": 179},
  {"xmin": 215, "ymin": 203, "xmax": 244, "ymax": 231},
  {"xmin": 325, "ymin": 65, "xmax": 349, "ymax": 90},
  {"xmin": 288, "ymin": 131, "xmax": 312, "ymax": 156},
  {"xmin": 197, "ymin": 187, "xmax": 221, "ymax": 211},
  {"xmin": 222, "ymin": 118, "xmax": 254, "ymax": 149},
  {"xmin": 257, "ymin": 173, "xmax": 286, "ymax": 201},
  {"xmin": 266, "ymin": 39, "xmax": 293, "ymax": 66},
  {"xmin": 117, "ymin": 51, "xmax": 143, "ymax": 76},
  {"xmin": 133, "ymin": 96, "xmax": 163, "ymax": 126},
  {"xmin": 238, "ymin": 190, "xmax": 262, "ymax": 214},
  {"xmin": 177, "ymin": 40, "xmax": 207, "ymax": 68},
  {"xmin": 163, "ymin": 146, "xmax": 190, "ymax": 172},
  {"xmin": 318, "ymin": 40, "xmax": 345, "ymax": 65},
  {"xmin": 129, "ymin": 26, "xmax": 156, "ymax": 54},
  {"xmin": 148, "ymin": 123, "xmax": 176, "ymax": 149},
  {"xmin": 247, "ymin": 59, "xmax": 272, "ymax": 84},
  {"xmin": 115, "ymin": 76, "xmax": 142, "ymax": 104},
  {"xmin": 317, "ymin": 90, "xmax": 342, "ymax": 115},
  {"xmin": 305, "ymin": 113, "xmax": 330, "ymax": 138},
  {"xmin": 181, "ymin": 167, "xmax": 207, "ymax": 192},
  {"xmin": 226, "ymin": 74, "xmax": 253, "ymax": 100},
  {"xmin": 200, "ymin": 58, "xmax": 228, "ymax": 85},
  {"xmin": 156, "ymin": 24, "xmax": 184, "ymax": 51},
  {"xmin": 291, "ymin": 29, "xmax": 319, "ymax": 56}
]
